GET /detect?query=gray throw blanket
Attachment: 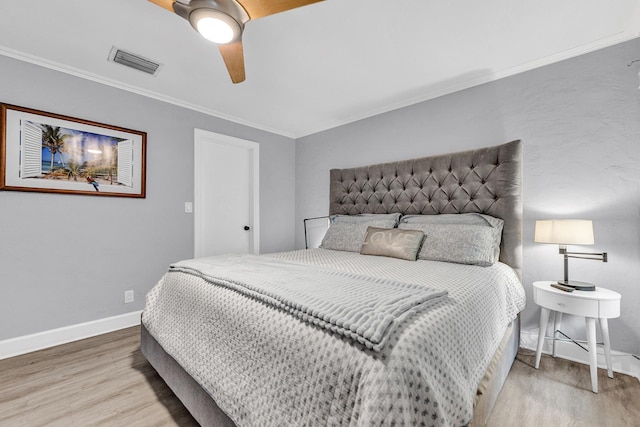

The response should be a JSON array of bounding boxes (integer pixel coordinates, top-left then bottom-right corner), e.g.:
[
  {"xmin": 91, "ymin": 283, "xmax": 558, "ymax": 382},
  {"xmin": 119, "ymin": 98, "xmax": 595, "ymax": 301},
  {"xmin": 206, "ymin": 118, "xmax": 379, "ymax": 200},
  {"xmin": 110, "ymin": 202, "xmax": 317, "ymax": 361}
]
[{"xmin": 170, "ymin": 254, "xmax": 447, "ymax": 351}]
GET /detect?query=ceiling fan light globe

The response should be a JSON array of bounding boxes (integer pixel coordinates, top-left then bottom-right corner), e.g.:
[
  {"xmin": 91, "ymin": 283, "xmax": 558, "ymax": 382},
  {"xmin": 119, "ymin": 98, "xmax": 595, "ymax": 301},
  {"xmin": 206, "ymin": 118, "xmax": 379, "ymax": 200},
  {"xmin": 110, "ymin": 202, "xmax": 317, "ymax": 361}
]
[
  {"xmin": 197, "ymin": 17, "xmax": 234, "ymax": 43},
  {"xmin": 190, "ymin": 8, "xmax": 240, "ymax": 44}
]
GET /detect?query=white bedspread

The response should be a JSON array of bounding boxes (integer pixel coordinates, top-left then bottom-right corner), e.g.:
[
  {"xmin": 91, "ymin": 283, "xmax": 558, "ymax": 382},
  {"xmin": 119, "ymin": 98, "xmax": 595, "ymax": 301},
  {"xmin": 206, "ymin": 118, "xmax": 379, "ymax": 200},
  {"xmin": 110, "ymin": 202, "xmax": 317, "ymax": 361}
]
[{"xmin": 142, "ymin": 249, "xmax": 526, "ymax": 426}]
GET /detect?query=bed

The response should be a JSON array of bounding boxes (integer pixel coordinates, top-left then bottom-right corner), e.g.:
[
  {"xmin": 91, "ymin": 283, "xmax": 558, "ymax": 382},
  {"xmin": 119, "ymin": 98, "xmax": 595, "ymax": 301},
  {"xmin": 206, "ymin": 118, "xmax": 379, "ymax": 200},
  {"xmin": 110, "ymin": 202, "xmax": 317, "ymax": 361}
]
[{"xmin": 141, "ymin": 140, "xmax": 524, "ymax": 427}]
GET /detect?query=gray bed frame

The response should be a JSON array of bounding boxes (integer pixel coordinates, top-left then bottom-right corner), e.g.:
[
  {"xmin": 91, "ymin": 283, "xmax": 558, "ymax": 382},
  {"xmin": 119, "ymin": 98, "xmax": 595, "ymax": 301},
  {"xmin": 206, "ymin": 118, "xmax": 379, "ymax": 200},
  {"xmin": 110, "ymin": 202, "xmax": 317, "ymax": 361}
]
[{"xmin": 141, "ymin": 140, "xmax": 523, "ymax": 427}]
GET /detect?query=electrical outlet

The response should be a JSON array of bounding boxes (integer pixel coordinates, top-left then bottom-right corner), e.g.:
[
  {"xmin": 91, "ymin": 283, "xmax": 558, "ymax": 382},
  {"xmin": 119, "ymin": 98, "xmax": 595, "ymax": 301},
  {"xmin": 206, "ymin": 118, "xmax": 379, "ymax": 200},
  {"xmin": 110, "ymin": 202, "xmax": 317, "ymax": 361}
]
[
  {"xmin": 184, "ymin": 202, "xmax": 193, "ymax": 213},
  {"xmin": 124, "ymin": 290, "xmax": 134, "ymax": 304}
]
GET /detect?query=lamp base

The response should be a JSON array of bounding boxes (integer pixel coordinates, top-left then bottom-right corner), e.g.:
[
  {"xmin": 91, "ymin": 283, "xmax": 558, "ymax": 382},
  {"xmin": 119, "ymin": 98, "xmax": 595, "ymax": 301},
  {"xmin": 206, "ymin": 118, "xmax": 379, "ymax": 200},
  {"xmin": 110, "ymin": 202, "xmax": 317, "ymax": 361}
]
[{"xmin": 558, "ymin": 280, "xmax": 596, "ymax": 291}]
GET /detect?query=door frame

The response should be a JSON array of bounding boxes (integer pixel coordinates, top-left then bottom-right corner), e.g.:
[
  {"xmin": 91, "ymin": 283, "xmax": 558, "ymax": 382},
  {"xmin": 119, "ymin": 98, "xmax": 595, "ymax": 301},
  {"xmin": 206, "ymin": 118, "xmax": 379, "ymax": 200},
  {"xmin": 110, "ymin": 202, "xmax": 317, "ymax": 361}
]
[{"xmin": 193, "ymin": 128, "xmax": 260, "ymax": 258}]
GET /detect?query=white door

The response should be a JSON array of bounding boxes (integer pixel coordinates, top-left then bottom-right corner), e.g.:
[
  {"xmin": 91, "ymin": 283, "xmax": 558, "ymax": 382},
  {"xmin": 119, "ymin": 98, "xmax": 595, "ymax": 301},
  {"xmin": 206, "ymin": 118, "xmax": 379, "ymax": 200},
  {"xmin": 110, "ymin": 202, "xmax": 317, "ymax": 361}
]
[{"xmin": 194, "ymin": 129, "xmax": 259, "ymax": 258}]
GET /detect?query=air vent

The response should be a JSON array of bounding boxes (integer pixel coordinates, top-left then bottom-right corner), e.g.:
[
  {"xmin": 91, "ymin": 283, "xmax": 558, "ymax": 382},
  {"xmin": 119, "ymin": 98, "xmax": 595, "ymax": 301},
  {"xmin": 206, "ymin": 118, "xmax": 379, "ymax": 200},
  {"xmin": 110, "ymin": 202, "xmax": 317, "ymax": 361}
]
[{"xmin": 108, "ymin": 47, "xmax": 162, "ymax": 76}]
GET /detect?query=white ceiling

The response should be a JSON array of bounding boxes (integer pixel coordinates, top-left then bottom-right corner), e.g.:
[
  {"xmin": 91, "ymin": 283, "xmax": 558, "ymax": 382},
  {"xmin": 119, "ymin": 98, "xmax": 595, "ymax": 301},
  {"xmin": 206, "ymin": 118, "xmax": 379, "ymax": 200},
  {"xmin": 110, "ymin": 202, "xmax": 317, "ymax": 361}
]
[{"xmin": 1, "ymin": 0, "xmax": 639, "ymax": 138}]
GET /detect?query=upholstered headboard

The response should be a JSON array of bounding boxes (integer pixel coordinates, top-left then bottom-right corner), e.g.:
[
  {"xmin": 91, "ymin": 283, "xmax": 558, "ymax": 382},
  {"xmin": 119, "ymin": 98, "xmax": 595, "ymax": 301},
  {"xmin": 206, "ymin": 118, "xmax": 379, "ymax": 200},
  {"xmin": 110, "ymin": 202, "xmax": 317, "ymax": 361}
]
[{"xmin": 329, "ymin": 140, "xmax": 522, "ymax": 279}]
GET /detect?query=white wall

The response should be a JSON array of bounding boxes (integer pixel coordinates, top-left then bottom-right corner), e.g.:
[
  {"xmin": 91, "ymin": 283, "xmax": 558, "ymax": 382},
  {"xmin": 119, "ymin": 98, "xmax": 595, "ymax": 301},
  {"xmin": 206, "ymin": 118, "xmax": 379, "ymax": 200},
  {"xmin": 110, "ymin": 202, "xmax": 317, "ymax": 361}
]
[
  {"xmin": 0, "ymin": 55, "xmax": 296, "ymax": 341},
  {"xmin": 295, "ymin": 38, "xmax": 640, "ymax": 356}
]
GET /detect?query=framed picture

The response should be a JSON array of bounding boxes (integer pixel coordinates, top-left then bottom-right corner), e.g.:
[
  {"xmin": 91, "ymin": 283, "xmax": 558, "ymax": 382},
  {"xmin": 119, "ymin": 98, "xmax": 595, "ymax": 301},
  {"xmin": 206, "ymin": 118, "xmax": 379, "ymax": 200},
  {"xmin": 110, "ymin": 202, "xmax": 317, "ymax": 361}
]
[{"xmin": 0, "ymin": 103, "xmax": 146, "ymax": 198}]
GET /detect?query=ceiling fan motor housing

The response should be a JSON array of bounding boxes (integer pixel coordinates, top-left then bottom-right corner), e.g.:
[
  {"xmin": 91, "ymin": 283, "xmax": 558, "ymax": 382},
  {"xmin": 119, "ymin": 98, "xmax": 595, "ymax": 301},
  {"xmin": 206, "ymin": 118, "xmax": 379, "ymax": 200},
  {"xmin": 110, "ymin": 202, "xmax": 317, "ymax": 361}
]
[{"xmin": 174, "ymin": 0, "xmax": 250, "ymax": 43}]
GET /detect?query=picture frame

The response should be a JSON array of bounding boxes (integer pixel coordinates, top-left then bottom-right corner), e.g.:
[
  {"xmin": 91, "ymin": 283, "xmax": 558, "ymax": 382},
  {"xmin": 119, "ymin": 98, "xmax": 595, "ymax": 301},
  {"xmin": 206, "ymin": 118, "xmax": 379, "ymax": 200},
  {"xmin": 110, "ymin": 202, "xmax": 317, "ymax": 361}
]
[{"xmin": 0, "ymin": 103, "xmax": 146, "ymax": 198}]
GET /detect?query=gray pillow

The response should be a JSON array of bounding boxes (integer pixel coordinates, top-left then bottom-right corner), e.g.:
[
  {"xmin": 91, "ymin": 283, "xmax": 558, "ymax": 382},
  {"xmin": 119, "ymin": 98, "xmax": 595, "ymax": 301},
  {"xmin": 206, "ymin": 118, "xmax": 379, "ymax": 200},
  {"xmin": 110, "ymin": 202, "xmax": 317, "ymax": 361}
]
[
  {"xmin": 398, "ymin": 214, "xmax": 503, "ymax": 266},
  {"xmin": 332, "ymin": 213, "xmax": 401, "ymax": 224},
  {"xmin": 320, "ymin": 219, "xmax": 397, "ymax": 252},
  {"xmin": 400, "ymin": 213, "xmax": 503, "ymax": 228},
  {"xmin": 360, "ymin": 227, "xmax": 425, "ymax": 261}
]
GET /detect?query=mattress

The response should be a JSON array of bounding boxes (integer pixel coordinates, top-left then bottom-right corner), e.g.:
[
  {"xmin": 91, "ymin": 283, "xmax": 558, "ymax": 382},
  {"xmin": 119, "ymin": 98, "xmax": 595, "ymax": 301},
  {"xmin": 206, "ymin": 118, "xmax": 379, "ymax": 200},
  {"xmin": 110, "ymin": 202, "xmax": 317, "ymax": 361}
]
[{"xmin": 142, "ymin": 248, "xmax": 526, "ymax": 426}]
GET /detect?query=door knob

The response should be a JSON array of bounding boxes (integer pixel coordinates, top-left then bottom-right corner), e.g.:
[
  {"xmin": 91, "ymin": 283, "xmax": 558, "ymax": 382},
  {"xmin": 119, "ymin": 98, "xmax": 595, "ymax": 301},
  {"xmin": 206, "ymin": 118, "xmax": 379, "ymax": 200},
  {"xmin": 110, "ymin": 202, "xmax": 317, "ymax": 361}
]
[{"xmin": 243, "ymin": 226, "xmax": 250, "ymax": 231}]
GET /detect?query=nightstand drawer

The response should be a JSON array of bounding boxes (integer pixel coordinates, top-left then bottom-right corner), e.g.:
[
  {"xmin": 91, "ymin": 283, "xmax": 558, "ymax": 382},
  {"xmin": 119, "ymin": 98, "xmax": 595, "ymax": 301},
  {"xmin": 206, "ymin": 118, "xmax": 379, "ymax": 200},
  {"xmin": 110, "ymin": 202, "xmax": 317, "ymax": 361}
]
[{"xmin": 535, "ymin": 290, "xmax": 599, "ymax": 317}]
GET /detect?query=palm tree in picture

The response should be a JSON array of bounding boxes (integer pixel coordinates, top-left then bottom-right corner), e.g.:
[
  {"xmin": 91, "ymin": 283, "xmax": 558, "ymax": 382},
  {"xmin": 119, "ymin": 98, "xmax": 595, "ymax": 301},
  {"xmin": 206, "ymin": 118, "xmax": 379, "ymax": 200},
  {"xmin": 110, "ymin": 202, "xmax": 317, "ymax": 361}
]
[
  {"xmin": 41, "ymin": 125, "xmax": 69, "ymax": 173},
  {"xmin": 66, "ymin": 160, "xmax": 81, "ymax": 181}
]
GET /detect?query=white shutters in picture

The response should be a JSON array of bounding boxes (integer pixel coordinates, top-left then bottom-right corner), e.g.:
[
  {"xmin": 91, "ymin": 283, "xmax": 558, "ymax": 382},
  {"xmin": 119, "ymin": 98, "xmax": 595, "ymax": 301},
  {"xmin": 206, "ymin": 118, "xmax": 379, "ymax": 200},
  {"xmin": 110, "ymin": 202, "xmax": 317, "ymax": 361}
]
[
  {"xmin": 117, "ymin": 139, "xmax": 133, "ymax": 187},
  {"xmin": 21, "ymin": 121, "xmax": 42, "ymax": 178}
]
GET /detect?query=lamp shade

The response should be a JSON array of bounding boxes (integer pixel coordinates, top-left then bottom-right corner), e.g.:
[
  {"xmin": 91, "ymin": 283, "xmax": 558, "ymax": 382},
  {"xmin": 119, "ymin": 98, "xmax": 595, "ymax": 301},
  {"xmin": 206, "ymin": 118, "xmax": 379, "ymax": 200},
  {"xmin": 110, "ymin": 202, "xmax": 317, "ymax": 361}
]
[{"xmin": 534, "ymin": 219, "xmax": 595, "ymax": 245}]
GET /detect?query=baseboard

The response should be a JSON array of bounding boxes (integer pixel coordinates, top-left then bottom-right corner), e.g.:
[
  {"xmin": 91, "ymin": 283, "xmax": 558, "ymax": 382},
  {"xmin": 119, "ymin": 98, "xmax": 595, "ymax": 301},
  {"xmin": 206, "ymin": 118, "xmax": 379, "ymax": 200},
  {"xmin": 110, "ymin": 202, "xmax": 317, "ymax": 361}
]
[
  {"xmin": 0, "ymin": 310, "xmax": 143, "ymax": 360},
  {"xmin": 520, "ymin": 328, "xmax": 640, "ymax": 380}
]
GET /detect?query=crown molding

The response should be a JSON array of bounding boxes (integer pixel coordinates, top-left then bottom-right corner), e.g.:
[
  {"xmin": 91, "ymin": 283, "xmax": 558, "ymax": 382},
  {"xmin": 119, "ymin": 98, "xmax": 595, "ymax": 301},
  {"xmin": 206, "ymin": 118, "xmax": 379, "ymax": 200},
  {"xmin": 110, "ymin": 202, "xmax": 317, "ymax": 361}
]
[{"xmin": 0, "ymin": 45, "xmax": 296, "ymax": 139}]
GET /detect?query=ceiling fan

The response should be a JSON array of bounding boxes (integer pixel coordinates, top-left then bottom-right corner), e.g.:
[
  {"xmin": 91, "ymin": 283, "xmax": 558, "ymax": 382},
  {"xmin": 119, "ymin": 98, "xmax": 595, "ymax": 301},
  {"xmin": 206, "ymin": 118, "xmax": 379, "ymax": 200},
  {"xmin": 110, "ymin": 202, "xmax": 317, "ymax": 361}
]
[{"xmin": 149, "ymin": 0, "xmax": 323, "ymax": 83}]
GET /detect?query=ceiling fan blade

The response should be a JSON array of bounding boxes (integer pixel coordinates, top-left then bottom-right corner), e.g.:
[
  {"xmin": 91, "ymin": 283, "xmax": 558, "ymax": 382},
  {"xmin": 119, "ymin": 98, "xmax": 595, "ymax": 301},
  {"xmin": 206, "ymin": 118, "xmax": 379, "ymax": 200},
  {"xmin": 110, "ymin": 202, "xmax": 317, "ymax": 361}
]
[
  {"xmin": 148, "ymin": 0, "xmax": 175, "ymax": 13},
  {"xmin": 238, "ymin": 0, "xmax": 323, "ymax": 20},
  {"xmin": 218, "ymin": 41, "xmax": 246, "ymax": 83}
]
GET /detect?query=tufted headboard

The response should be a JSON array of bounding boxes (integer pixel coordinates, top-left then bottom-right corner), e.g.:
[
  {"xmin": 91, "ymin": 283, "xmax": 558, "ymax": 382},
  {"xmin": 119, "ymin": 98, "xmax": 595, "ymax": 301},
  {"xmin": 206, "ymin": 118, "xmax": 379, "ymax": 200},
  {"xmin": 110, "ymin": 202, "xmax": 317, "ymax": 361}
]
[{"xmin": 329, "ymin": 140, "xmax": 522, "ymax": 279}]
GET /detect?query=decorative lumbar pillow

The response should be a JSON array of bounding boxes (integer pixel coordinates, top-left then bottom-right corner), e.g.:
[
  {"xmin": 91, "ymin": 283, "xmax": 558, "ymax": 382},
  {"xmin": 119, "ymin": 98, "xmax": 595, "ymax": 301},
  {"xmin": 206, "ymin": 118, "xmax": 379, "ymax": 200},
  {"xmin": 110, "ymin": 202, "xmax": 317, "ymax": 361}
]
[
  {"xmin": 320, "ymin": 219, "xmax": 397, "ymax": 252},
  {"xmin": 360, "ymin": 227, "xmax": 425, "ymax": 261},
  {"xmin": 398, "ymin": 214, "xmax": 504, "ymax": 266}
]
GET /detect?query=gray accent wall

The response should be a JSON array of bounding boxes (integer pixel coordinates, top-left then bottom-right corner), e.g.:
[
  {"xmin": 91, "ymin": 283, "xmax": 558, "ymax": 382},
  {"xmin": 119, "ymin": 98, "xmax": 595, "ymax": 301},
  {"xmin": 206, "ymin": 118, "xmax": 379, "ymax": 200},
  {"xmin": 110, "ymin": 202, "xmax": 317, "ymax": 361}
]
[
  {"xmin": 295, "ymin": 38, "xmax": 640, "ymax": 356},
  {"xmin": 0, "ymin": 55, "xmax": 296, "ymax": 341}
]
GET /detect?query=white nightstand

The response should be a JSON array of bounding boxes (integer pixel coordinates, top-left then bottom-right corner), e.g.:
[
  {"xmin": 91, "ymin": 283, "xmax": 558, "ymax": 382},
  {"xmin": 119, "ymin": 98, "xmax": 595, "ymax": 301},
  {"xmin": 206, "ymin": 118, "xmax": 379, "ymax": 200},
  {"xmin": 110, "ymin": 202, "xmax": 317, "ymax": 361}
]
[{"xmin": 533, "ymin": 281, "xmax": 621, "ymax": 393}]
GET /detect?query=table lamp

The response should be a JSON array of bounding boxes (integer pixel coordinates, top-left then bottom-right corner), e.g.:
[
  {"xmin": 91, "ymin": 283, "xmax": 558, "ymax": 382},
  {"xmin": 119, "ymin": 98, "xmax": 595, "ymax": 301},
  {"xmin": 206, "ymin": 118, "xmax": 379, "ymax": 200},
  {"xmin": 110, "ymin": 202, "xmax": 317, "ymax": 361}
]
[{"xmin": 534, "ymin": 219, "xmax": 608, "ymax": 291}]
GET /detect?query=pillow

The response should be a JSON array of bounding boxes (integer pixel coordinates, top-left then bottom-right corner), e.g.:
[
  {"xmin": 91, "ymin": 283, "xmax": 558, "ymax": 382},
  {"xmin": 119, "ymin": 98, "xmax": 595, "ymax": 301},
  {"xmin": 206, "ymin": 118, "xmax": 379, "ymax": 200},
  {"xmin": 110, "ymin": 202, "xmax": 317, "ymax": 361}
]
[
  {"xmin": 400, "ymin": 213, "xmax": 503, "ymax": 228},
  {"xmin": 360, "ymin": 227, "xmax": 425, "ymax": 261},
  {"xmin": 331, "ymin": 213, "xmax": 401, "ymax": 224},
  {"xmin": 320, "ymin": 219, "xmax": 397, "ymax": 252},
  {"xmin": 398, "ymin": 214, "xmax": 503, "ymax": 266}
]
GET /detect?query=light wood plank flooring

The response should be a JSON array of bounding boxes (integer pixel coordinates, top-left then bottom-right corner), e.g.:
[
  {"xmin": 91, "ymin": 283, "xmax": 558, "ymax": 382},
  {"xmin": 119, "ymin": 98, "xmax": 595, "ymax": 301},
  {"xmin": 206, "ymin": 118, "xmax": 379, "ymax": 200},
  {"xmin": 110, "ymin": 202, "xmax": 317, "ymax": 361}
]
[
  {"xmin": 0, "ymin": 326, "xmax": 197, "ymax": 427},
  {"xmin": 1, "ymin": 326, "xmax": 638, "ymax": 426},
  {"xmin": 487, "ymin": 349, "xmax": 640, "ymax": 426}
]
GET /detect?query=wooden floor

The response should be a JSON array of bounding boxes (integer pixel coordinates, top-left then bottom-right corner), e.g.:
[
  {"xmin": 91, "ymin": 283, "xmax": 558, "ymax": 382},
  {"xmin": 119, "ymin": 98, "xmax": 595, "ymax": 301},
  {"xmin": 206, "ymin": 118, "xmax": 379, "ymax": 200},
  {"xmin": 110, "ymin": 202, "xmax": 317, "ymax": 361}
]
[
  {"xmin": 487, "ymin": 349, "xmax": 640, "ymax": 427},
  {"xmin": 1, "ymin": 326, "xmax": 638, "ymax": 427},
  {"xmin": 0, "ymin": 326, "xmax": 197, "ymax": 427}
]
